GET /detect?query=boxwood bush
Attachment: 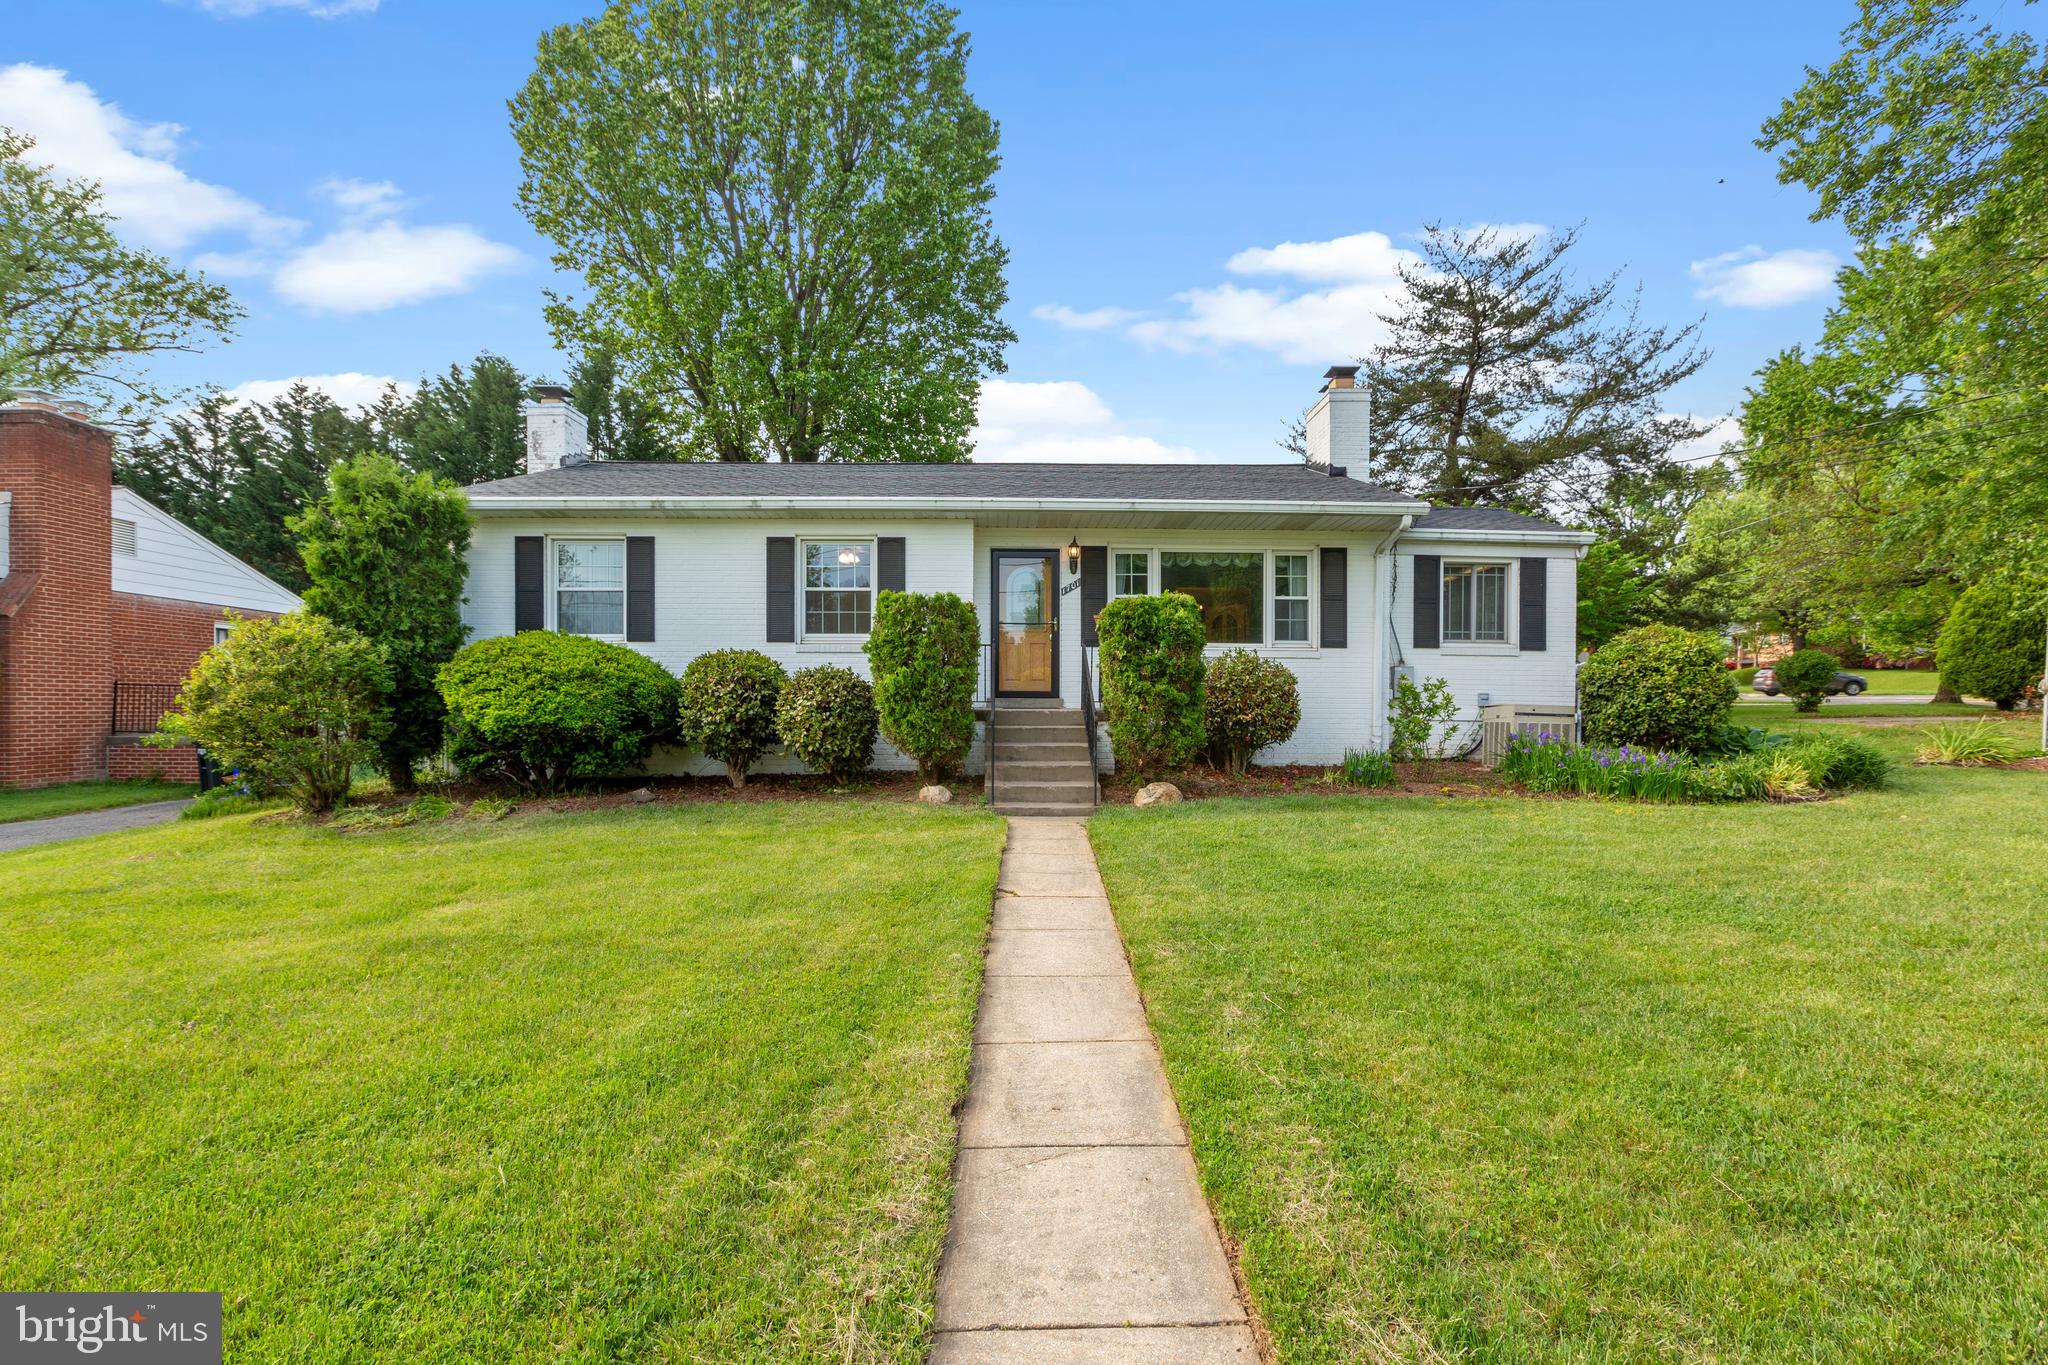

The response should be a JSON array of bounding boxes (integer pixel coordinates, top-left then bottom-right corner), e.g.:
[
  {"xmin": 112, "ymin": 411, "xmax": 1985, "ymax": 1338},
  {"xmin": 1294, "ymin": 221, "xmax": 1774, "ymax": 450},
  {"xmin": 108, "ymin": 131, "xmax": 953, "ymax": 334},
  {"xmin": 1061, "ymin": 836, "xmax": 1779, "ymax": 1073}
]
[
  {"xmin": 1580, "ymin": 625, "xmax": 1738, "ymax": 753},
  {"xmin": 864, "ymin": 591, "xmax": 980, "ymax": 782},
  {"xmin": 1203, "ymin": 649, "xmax": 1300, "ymax": 774},
  {"xmin": 776, "ymin": 664, "xmax": 878, "ymax": 784},
  {"xmin": 680, "ymin": 649, "xmax": 787, "ymax": 787},
  {"xmin": 1097, "ymin": 591, "xmax": 1207, "ymax": 781},
  {"xmin": 1774, "ymin": 648, "xmax": 1840, "ymax": 712},
  {"xmin": 437, "ymin": 632, "xmax": 681, "ymax": 792},
  {"xmin": 1938, "ymin": 580, "xmax": 2046, "ymax": 709}
]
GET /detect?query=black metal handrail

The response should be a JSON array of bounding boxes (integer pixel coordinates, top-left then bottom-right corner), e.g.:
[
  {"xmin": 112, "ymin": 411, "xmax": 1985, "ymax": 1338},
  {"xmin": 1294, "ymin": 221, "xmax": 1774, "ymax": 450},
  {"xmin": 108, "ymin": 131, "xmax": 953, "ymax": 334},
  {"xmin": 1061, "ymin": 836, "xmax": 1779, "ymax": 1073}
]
[
  {"xmin": 1078, "ymin": 644, "xmax": 1101, "ymax": 804},
  {"xmin": 111, "ymin": 681, "xmax": 182, "ymax": 735},
  {"xmin": 981, "ymin": 641, "xmax": 997, "ymax": 807}
]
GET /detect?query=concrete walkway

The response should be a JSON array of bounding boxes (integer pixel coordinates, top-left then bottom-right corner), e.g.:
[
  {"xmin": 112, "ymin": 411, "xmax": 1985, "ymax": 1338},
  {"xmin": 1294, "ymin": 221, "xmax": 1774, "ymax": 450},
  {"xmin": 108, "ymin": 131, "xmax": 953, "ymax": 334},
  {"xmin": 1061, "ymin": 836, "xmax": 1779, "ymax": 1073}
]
[
  {"xmin": 932, "ymin": 817, "xmax": 1255, "ymax": 1363},
  {"xmin": 0, "ymin": 798, "xmax": 191, "ymax": 853}
]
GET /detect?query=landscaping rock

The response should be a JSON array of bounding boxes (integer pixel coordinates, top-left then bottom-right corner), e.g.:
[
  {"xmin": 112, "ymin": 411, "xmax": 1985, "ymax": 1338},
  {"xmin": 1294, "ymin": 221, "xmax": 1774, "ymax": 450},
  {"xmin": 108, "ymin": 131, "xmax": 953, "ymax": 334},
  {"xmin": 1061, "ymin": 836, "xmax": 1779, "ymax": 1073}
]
[
  {"xmin": 628, "ymin": 786, "xmax": 656, "ymax": 804},
  {"xmin": 1134, "ymin": 781, "xmax": 1183, "ymax": 808},
  {"xmin": 918, "ymin": 784, "xmax": 954, "ymax": 805}
]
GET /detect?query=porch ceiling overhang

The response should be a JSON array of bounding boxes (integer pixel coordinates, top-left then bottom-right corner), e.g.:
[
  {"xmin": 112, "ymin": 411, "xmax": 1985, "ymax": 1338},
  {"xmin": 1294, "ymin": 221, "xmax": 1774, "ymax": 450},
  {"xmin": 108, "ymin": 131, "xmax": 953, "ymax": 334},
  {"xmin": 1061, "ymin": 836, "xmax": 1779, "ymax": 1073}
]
[{"xmin": 463, "ymin": 494, "xmax": 1427, "ymax": 532}]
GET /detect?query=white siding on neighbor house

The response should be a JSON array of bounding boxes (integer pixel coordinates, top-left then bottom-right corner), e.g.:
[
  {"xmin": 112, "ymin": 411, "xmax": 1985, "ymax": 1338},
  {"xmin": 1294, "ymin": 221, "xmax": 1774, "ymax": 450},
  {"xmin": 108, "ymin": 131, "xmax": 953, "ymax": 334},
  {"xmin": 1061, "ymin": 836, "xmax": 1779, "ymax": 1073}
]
[
  {"xmin": 463, "ymin": 516, "xmax": 976, "ymax": 775},
  {"xmin": 972, "ymin": 525, "xmax": 1394, "ymax": 766},
  {"xmin": 1387, "ymin": 538, "xmax": 1583, "ymax": 725},
  {"xmin": 110, "ymin": 486, "xmax": 302, "ymax": 615}
]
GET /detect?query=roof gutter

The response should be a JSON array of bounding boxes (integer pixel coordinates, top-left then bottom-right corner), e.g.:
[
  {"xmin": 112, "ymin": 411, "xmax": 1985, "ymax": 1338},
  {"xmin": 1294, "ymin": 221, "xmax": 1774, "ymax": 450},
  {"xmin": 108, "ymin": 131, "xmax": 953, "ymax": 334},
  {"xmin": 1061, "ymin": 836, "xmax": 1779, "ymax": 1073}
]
[
  {"xmin": 1399, "ymin": 525, "xmax": 1597, "ymax": 546},
  {"xmin": 462, "ymin": 493, "xmax": 1434, "ymax": 519}
]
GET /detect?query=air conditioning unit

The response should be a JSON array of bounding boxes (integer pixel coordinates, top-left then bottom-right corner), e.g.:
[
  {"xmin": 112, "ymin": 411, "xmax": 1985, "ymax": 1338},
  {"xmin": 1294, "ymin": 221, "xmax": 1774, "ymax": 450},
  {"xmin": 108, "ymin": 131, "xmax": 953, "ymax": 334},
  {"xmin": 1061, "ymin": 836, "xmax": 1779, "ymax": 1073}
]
[{"xmin": 1477, "ymin": 703, "xmax": 1578, "ymax": 767}]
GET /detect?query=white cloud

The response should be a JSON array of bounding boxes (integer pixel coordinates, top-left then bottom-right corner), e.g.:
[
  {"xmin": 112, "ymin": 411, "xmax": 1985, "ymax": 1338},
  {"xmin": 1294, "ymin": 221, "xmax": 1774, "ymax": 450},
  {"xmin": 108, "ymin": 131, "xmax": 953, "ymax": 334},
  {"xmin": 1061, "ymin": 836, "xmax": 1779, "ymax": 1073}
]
[
  {"xmin": 0, "ymin": 63, "xmax": 299, "ymax": 250},
  {"xmin": 272, "ymin": 221, "xmax": 523, "ymax": 313},
  {"xmin": 972, "ymin": 379, "xmax": 1208, "ymax": 463},
  {"xmin": 1130, "ymin": 280, "xmax": 1405, "ymax": 365},
  {"xmin": 1689, "ymin": 246, "xmax": 1839, "ymax": 308},
  {"xmin": 193, "ymin": 0, "xmax": 378, "ymax": 16},
  {"xmin": 1666, "ymin": 413, "xmax": 1743, "ymax": 464},
  {"xmin": 221, "ymin": 372, "xmax": 414, "ymax": 412},
  {"xmin": 1031, "ymin": 303, "xmax": 1141, "ymax": 331},
  {"xmin": 315, "ymin": 176, "xmax": 405, "ymax": 220},
  {"xmin": 1224, "ymin": 229, "xmax": 1415, "ymax": 284}
]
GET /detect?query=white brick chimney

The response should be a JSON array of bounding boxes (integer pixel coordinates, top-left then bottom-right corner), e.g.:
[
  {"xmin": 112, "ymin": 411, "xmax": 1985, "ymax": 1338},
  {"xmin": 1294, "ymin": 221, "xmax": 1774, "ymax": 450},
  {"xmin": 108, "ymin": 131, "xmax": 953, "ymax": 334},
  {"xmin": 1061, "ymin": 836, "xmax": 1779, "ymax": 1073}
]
[
  {"xmin": 1303, "ymin": 365, "xmax": 1369, "ymax": 475},
  {"xmin": 522, "ymin": 384, "xmax": 590, "ymax": 473}
]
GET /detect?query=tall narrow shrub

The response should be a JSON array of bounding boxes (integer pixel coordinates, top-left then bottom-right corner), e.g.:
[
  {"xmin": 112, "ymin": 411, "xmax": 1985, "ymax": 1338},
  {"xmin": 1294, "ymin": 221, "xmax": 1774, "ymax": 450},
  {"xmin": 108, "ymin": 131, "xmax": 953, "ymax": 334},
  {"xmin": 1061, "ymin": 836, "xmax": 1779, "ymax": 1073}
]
[
  {"xmin": 291, "ymin": 453, "xmax": 472, "ymax": 789},
  {"xmin": 865, "ymin": 591, "xmax": 980, "ymax": 781},
  {"xmin": 1938, "ymin": 581, "xmax": 2045, "ymax": 710},
  {"xmin": 1097, "ymin": 592, "xmax": 1206, "ymax": 781}
]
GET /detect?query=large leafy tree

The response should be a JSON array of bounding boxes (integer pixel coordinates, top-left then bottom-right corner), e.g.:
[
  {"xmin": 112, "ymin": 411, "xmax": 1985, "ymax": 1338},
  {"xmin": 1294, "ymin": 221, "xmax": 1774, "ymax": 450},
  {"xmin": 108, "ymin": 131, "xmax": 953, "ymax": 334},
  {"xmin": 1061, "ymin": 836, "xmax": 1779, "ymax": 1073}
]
[
  {"xmin": 1, "ymin": 130, "xmax": 241, "ymax": 422},
  {"xmin": 1751, "ymin": 0, "xmax": 2048, "ymax": 599},
  {"xmin": 1361, "ymin": 224, "xmax": 1710, "ymax": 519},
  {"xmin": 511, "ymin": 0, "xmax": 1013, "ymax": 462},
  {"xmin": 292, "ymin": 454, "xmax": 473, "ymax": 789}
]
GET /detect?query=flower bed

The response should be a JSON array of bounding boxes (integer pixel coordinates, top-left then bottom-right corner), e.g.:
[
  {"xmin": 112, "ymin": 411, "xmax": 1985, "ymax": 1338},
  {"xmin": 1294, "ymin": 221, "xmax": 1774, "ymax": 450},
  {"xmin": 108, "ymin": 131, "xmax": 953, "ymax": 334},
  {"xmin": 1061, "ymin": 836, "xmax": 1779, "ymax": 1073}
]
[{"xmin": 1500, "ymin": 730, "xmax": 1888, "ymax": 802}]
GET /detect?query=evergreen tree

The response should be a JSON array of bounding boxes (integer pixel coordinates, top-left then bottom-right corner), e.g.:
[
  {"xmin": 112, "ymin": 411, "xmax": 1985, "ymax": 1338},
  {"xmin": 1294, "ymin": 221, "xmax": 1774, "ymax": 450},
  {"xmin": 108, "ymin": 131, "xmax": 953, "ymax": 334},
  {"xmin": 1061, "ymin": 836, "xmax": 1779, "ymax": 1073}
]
[
  {"xmin": 568, "ymin": 344, "xmax": 676, "ymax": 461},
  {"xmin": 392, "ymin": 353, "xmax": 529, "ymax": 485}
]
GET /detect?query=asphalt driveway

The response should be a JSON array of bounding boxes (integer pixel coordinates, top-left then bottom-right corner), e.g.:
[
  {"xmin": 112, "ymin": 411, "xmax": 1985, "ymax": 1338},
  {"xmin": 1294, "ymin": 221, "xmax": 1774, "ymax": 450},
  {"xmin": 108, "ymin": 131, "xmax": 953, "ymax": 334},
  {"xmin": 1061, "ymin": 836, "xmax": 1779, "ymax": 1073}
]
[{"xmin": 0, "ymin": 799, "xmax": 192, "ymax": 853}]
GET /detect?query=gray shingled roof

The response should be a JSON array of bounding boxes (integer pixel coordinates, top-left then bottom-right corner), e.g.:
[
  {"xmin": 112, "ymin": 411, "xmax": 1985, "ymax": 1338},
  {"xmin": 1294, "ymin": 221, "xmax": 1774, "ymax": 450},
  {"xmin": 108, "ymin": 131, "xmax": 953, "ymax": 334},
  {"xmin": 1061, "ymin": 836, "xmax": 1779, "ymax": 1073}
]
[
  {"xmin": 463, "ymin": 460, "xmax": 1422, "ymax": 506},
  {"xmin": 1407, "ymin": 505, "xmax": 1575, "ymax": 533}
]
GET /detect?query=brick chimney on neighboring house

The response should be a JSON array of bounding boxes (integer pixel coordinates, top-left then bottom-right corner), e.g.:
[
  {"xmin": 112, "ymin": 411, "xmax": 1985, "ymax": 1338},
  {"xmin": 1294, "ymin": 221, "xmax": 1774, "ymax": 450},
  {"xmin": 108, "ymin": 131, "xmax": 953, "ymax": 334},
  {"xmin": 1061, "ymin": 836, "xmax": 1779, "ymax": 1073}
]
[
  {"xmin": 1303, "ymin": 364, "xmax": 1370, "ymax": 476},
  {"xmin": 522, "ymin": 384, "xmax": 591, "ymax": 474},
  {"xmin": 0, "ymin": 394, "xmax": 116, "ymax": 788}
]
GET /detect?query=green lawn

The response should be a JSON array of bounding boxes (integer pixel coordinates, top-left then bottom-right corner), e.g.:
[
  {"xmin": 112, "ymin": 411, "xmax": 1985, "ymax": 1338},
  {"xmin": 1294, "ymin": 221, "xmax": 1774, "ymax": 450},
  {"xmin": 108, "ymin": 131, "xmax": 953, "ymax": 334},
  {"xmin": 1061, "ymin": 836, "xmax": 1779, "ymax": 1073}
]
[
  {"xmin": 0, "ymin": 778, "xmax": 193, "ymax": 823},
  {"xmin": 0, "ymin": 802, "xmax": 1002, "ymax": 1362},
  {"xmin": 1838, "ymin": 667, "xmax": 1940, "ymax": 695},
  {"xmin": 1737, "ymin": 699, "xmax": 1992, "ymax": 718},
  {"xmin": 1091, "ymin": 731, "xmax": 2048, "ymax": 1361}
]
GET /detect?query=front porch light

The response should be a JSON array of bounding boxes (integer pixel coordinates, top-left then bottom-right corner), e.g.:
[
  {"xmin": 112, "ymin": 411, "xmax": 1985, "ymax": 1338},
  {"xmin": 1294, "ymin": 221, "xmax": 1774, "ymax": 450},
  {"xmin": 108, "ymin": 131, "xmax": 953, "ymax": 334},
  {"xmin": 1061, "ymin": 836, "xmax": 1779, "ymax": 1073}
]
[{"xmin": 1065, "ymin": 537, "xmax": 1081, "ymax": 571}]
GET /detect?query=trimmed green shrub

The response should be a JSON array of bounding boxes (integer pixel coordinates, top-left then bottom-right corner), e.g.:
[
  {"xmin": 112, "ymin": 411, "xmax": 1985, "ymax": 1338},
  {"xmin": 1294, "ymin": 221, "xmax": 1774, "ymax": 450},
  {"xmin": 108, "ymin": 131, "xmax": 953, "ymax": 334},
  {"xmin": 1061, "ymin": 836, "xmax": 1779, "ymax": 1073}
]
[
  {"xmin": 1580, "ymin": 625, "xmax": 1739, "ymax": 753},
  {"xmin": 1938, "ymin": 581, "xmax": 2045, "ymax": 709},
  {"xmin": 437, "ymin": 632, "xmax": 681, "ymax": 792},
  {"xmin": 1734, "ymin": 666, "xmax": 1760, "ymax": 688},
  {"xmin": 776, "ymin": 665, "xmax": 878, "ymax": 783},
  {"xmin": 679, "ymin": 649, "xmax": 786, "ymax": 787},
  {"xmin": 1096, "ymin": 591, "xmax": 1207, "ymax": 781},
  {"xmin": 1387, "ymin": 675, "xmax": 1463, "ymax": 760},
  {"xmin": 1203, "ymin": 649, "xmax": 1301, "ymax": 774},
  {"xmin": 1774, "ymin": 648, "xmax": 1839, "ymax": 712},
  {"xmin": 864, "ymin": 591, "xmax": 980, "ymax": 782},
  {"xmin": 153, "ymin": 611, "xmax": 389, "ymax": 814}
]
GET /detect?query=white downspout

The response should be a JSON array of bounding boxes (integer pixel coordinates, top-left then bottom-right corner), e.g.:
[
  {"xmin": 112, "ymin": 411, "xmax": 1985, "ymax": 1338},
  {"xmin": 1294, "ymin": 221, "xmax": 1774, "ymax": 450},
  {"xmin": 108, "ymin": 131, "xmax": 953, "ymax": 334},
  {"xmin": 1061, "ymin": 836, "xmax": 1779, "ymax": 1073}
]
[{"xmin": 1371, "ymin": 517, "xmax": 1413, "ymax": 751}]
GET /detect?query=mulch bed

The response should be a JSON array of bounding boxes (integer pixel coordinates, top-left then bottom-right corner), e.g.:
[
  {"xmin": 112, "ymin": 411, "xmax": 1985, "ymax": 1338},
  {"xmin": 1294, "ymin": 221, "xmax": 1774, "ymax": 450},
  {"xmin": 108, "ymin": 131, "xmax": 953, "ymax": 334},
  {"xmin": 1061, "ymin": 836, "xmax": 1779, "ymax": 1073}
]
[
  {"xmin": 1099, "ymin": 761, "xmax": 1520, "ymax": 805},
  {"xmin": 350, "ymin": 771, "xmax": 977, "ymax": 818}
]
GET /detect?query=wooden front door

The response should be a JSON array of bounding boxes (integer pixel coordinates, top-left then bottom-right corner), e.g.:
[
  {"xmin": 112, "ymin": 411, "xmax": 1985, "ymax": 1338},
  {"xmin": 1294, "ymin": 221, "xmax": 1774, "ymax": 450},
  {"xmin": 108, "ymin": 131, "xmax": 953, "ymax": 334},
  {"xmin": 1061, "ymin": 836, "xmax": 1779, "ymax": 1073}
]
[{"xmin": 994, "ymin": 550, "xmax": 1057, "ymax": 695}]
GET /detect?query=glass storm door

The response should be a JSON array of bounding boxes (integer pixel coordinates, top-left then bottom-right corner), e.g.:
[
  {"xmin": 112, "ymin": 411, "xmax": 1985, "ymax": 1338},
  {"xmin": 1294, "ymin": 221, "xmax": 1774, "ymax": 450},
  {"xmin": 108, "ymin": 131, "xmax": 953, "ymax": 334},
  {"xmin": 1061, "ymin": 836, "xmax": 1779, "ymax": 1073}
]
[{"xmin": 995, "ymin": 551, "xmax": 1057, "ymax": 695}]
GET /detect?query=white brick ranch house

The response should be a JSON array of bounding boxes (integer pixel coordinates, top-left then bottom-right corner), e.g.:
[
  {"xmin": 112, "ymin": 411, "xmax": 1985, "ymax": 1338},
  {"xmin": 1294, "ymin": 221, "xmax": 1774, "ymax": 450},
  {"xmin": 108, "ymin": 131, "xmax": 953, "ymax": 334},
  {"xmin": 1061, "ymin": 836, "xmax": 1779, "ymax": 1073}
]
[{"xmin": 459, "ymin": 367, "xmax": 1593, "ymax": 811}]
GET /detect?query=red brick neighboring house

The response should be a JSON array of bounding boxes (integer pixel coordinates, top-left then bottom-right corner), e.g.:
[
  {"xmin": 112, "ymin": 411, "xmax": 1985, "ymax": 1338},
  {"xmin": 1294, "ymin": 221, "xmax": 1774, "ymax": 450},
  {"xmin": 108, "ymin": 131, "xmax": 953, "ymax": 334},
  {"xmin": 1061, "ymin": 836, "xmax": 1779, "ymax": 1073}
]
[{"xmin": 0, "ymin": 396, "xmax": 301, "ymax": 788}]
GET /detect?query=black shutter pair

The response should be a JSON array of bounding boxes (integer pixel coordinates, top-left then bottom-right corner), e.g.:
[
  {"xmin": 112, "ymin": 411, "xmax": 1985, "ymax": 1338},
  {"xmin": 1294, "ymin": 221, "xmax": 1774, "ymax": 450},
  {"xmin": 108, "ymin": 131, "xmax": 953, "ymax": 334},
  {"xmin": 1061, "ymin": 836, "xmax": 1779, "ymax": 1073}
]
[
  {"xmin": 514, "ymin": 534, "xmax": 655, "ymax": 642},
  {"xmin": 767, "ymin": 536, "xmax": 903, "ymax": 642},
  {"xmin": 1410, "ymin": 553, "xmax": 1546, "ymax": 651}
]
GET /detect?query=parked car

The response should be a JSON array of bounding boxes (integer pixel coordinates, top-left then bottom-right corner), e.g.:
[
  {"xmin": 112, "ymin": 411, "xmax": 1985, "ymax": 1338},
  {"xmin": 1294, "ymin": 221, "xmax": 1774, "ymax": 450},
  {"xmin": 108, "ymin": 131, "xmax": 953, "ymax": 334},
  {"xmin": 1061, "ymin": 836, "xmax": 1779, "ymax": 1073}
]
[{"xmin": 1753, "ymin": 667, "xmax": 1867, "ymax": 697}]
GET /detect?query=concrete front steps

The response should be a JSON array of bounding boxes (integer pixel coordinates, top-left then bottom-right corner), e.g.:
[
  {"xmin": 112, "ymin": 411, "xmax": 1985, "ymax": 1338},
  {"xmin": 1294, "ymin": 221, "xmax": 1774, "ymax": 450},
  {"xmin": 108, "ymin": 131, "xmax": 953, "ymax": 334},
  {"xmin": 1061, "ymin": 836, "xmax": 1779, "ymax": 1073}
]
[{"xmin": 990, "ymin": 702, "xmax": 1097, "ymax": 817}]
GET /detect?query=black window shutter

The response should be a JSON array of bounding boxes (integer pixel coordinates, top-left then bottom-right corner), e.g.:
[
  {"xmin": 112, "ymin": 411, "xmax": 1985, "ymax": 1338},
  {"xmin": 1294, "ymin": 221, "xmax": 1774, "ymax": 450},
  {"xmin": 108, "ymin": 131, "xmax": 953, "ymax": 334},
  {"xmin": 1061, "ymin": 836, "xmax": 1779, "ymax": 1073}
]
[
  {"xmin": 1080, "ymin": 545, "xmax": 1108, "ymax": 646},
  {"xmin": 766, "ymin": 537, "xmax": 795, "ymax": 642},
  {"xmin": 1319, "ymin": 547, "xmax": 1347, "ymax": 649},
  {"xmin": 514, "ymin": 536, "xmax": 544, "ymax": 632},
  {"xmin": 1413, "ymin": 554, "xmax": 1441, "ymax": 649},
  {"xmin": 626, "ymin": 536, "xmax": 655, "ymax": 642},
  {"xmin": 877, "ymin": 536, "xmax": 906, "ymax": 593},
  {"xmin": 1519, "ymin": 557, "xmax": 1547, "ymax": 651}
]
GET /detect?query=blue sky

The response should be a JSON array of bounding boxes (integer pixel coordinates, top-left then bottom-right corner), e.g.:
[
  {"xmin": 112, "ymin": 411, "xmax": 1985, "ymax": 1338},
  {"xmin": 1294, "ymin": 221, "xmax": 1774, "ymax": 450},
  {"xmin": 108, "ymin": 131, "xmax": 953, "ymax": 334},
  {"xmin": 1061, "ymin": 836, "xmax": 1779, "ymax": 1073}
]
[{"xmin": 8, "ymin": 0, "xmax": 1863, "ymax": 463}]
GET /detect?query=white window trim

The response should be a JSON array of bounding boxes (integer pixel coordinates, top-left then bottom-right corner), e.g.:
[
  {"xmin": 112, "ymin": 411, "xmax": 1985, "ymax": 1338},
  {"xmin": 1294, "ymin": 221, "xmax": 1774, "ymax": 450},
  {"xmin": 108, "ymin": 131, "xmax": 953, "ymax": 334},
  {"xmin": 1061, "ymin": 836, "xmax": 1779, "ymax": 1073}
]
[
  {"xmin": 798, "ymin": 537, "xmax": 877, "ymax": 643},
  {"xmin": 548, "ymin": 535, "xmax": 628, "ymax": 642},
  {"xmin": 1107, "ymin": 546, "xmax": 1320, "ymax": 652},
  {"xmin": 213, "ymin": 620, "xmax": 234, "ymax": 647},
  {"xmin": 1441, "ymin": 558, "xmax": 1514, "ymax": 648}
]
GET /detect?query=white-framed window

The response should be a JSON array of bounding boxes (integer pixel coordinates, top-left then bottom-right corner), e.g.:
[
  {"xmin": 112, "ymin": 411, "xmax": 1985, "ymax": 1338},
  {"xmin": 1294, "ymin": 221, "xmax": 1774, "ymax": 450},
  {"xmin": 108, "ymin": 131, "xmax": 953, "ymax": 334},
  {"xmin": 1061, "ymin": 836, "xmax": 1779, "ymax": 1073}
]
[
  {"xmin": 802, "ymin": 539, "xmax": 874, "ymax": 637},
  {"xmin": 1273, "ymin": 553, "xmax": 1311, "ymax": 645},
  {"xmin": 1112, "ymin": 550, "xmax": 1150, "ymax": 598},
  {"xmin": 554, "ymin": 538, "xmax": 626, "ymax": 638},
  {"xmin": 213, "ymin": 620, "xmax": 235, "ymax": 647},
  {"xmin": 1443, "ymin": 561, "xmax": 1509, "ymax": 643}
]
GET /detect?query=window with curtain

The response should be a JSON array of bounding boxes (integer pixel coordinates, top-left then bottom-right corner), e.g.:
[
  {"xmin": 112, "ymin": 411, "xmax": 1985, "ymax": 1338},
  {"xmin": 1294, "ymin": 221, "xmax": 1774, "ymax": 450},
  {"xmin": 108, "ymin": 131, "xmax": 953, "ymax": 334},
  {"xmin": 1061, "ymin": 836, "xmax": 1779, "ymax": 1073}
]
[
  {"xmin": 803, "ymin": 540, "xmax": 873, "ymax": 636},
  {"xmin": 1160, "ymin": 551, "xmax": 1263, "ymax": 644},
  {"xmin": 555, "ymin": 539, "xmax": 625, "ymax": 636},
  {"xmin": 1442, "ymin": 562, "xmax": 1508, "ymax": 642},
  {"xmin": 1273, "ymin": 553, "xmax": 1310, "ymax": 644}
]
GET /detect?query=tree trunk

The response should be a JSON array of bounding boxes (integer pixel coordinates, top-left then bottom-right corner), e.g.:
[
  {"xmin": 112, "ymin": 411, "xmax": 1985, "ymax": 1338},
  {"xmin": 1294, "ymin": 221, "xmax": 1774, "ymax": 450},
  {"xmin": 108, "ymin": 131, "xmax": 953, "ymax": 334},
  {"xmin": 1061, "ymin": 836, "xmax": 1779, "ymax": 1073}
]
[{"xmin": 1932, "ymin": 678, "xmax": 1962, "ymax": 704}]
